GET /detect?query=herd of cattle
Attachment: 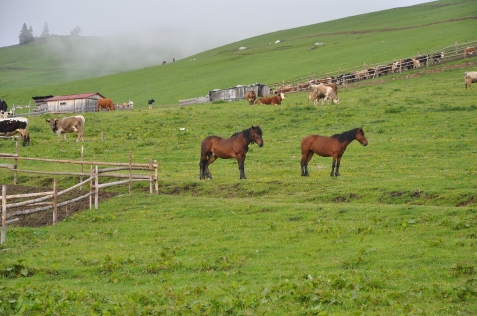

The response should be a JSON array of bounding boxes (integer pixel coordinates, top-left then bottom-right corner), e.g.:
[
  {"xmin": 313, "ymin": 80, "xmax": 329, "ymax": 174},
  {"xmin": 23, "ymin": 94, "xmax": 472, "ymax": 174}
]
[
  {"xmin": 272, "ymin": 47, "xmax": 475, "ymax": 95},
  {"xmin": 0, "ymin": 98, "xmax": 115, "ymax": 147},
  {"xmin": 273, "ymin": 52, "xmax": 447, "ymax": 94},
  {"xmin": 98, "ymin": 98, "xmax": 134, "ymax": 111}
]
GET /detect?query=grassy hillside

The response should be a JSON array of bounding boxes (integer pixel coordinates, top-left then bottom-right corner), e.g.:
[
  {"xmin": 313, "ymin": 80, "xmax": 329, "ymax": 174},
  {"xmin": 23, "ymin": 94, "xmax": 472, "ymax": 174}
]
[
  {"xmin": 1, "ymin": 0, "xmax": 476, "ymax": 107},
  {"xmin": 1, "ymin": 59, "xmax": 477, "ymax": 314},
  {"xmin": 1, "ymin": 0, "xmax": 477, "ymax": 314}
]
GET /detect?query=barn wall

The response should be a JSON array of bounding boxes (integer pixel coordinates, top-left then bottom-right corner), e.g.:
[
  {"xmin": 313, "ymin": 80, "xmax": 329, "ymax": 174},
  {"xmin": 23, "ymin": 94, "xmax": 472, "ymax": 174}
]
[
  {"xmin": 209, "ymin": 84, "xmax": 269, "ymax": 102},
  {"xmin": 41, "ymin": 97, "xmax": 99, "ymax": 113}
]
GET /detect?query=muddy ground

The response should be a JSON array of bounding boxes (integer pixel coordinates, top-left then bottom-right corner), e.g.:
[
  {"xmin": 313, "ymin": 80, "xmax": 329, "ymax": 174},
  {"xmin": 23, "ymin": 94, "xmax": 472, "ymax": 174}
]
[{"xmin": 4, "ymin": 185, "xmax": 118, "ymax": 227}]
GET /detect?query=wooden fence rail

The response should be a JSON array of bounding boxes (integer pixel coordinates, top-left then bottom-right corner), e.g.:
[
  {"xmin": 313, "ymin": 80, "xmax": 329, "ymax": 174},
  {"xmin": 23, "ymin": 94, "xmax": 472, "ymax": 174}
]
[{"xmin": 1, "ymin": 147, "xmax": 159, "ymax": 244}]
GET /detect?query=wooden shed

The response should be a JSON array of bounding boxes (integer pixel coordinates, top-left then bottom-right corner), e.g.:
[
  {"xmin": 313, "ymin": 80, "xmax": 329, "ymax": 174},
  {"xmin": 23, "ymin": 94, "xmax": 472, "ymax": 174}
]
[
  {"xmin": 35, "ymin": 92, "xmax": 105, "ymax": 113},
  {"xmin": 208, "ymin": 83, "xmax": 271, "ymax": 102}
]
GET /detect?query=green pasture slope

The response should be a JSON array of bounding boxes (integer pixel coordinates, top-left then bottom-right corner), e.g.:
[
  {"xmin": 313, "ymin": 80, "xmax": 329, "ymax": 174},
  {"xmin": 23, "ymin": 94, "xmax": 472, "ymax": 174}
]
[{"xmin": 1, "ymin": 0, "xmax": 477, "ymax": 314}]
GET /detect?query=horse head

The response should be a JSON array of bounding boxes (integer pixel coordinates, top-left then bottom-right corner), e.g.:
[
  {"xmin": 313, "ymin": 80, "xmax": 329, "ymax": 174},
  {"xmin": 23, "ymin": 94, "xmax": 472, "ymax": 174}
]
[
  {"xmin": 356, "ymin": 127, "xmax": 368, "ymax": 146},
  {"xmin": 251, "ymin": 126, "xmax": 263, "ymax": 147}
]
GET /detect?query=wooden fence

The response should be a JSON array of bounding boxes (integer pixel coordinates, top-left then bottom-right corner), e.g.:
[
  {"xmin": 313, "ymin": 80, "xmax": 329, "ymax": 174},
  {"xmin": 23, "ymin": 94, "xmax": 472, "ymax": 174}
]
[
  {"xmin": 268, "ymin": 39, "xmax": 477, "ymax": 92},
  {"xmin": 0, "ymin": 145, "xmax": 158, "ymax": 244}
]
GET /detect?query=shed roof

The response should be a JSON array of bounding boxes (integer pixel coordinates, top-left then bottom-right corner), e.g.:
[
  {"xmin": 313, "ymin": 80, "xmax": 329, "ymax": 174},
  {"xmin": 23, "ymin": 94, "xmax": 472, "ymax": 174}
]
[{"xmin": 44, "ymin": 92, "xmax": 105, "ymax": 101}]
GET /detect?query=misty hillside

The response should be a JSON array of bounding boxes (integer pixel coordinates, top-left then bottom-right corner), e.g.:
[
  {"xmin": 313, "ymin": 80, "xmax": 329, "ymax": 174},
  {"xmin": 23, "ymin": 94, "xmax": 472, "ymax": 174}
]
[{"xmin": 0, "ymin": 0, "xmax": 476, "ymax": 106}]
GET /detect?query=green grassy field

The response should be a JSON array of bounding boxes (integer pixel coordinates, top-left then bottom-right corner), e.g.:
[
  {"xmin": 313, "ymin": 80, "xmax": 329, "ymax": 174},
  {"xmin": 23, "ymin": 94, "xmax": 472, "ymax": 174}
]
[{"xmin": 1, "ymin": 0, "xmax": 477, "ymax": 314}]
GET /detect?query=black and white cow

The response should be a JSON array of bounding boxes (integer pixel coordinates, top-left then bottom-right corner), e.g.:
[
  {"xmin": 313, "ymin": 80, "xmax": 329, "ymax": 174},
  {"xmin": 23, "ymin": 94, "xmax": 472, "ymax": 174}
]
[
  {"xmin": 148, "ymin": 99, "xmax": 155, "ymax": 109},
  {"xmin": 432, "ymin": 52, "xmax": 444, "ymax": 64},
  {"xmin": 0, "ymin": 117, "xmax": 30, "ymax": 146},
  {"xmin": 0, "ymin": 100, "xmax": 7, "ymax": 112}
]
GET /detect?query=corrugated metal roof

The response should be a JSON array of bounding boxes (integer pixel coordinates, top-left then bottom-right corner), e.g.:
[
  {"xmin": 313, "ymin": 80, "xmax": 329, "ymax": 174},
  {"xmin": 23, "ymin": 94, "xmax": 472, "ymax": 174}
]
[{"xmin": 44, "ymin": 92, "xmax": 105, "ymax": 101}]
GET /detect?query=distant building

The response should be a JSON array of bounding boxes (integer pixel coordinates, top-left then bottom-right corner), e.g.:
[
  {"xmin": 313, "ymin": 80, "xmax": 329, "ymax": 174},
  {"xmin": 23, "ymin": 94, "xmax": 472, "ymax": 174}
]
[
  {"xmin": 208, "ymin": 83, "xmax": 271, "ymax": 102},
  {"xmin": 34, "ymin": 92, "xmax": 105, "ymax": 113},
  {"xmin": 179, "ymin": 83, "xmax": 271, "ymax": 106}
]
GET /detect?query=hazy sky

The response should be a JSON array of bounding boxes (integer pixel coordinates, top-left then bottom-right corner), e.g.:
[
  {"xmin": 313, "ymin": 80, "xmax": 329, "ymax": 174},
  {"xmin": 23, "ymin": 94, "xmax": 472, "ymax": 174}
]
[{"xmin": 1, "ymin": 0, "xmax": 433, "ymax": 49}]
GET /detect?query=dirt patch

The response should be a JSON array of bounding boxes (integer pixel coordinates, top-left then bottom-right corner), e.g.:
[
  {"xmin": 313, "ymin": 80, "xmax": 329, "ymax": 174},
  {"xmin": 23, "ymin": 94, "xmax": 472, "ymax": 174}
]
[{"xmin": 4, "ymin": 185, "xmax": 118, "ymax": 227}]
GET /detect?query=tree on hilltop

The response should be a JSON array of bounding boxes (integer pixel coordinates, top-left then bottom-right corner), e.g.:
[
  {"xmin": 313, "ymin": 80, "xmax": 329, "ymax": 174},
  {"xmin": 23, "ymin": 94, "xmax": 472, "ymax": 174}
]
[
  {"xmin": 70, "ymin": 26, "xmax": 82, "ymax": 36},
  {"xmin": 41, "ymin": 22, "xmax": 50, "ymax": 38},
  {"xmin": 18, "ymin": 23, "xmax": 34, "ymax": 44}
]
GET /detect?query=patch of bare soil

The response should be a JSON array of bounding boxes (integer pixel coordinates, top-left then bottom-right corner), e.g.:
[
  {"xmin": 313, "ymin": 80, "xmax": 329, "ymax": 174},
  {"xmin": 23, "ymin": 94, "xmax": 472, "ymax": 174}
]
[{"xmin": 4, "ymin": 185, "xmax": 118, "ymax": 227}]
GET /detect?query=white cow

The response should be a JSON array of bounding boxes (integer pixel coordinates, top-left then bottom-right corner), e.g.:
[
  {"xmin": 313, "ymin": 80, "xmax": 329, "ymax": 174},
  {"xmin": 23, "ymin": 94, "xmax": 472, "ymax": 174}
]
[
  {"xmin": 464, "ymin": 72, "xmax": 477, "ymax": 90},
  {"xmin": 308, "ymin": 85, "xmax": 340, "ymax": 106}
]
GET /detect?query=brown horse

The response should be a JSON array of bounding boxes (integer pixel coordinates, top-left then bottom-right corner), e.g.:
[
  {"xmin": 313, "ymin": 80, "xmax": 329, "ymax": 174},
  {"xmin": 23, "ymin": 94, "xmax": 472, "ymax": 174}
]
[
  {"xmin": 300, "ymin": 127, "xmax": 368, "ymax": 177},
  {"xmin": 200, "ymin": 126, "xmax": 264, "ymax": 180}
]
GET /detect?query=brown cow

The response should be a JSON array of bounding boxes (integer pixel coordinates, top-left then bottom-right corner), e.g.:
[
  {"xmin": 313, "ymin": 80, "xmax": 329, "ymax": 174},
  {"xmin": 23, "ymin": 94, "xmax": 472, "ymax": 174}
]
[
  {"xmin": 97, "ymin": 98, "xmax": 116, "ymax": 111},
  {"xmin": 464, "ymin": 47, "xmax": 475, "ymax": 59},
  {"xmin": 255, "ymin": 93, "xmax": 285, "ymax": 105},
  {"xmin": 245, "ymin": 90, "xmax": 257, "ymax": 105},
  {"xmin": 46, "ymin": 115, "xmax": 85, "ymax": 142}
]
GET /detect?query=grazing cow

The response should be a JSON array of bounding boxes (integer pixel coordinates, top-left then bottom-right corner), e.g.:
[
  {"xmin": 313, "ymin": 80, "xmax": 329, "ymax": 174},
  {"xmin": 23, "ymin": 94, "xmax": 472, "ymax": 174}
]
[
  {"xmin": 97, "ymin": 98, "xmax": 116, "ymax": 111},
  {"xmin": 464, "ymin": 47, "xmax": 476, "ymax": 59},
  {"xmin": 162, "ymin": 61, "xmax": 166, "ymax": 65},
  {"xmin": 0, "ymin": 117, "xmax": 30, "ymax": 146},
  {"xmin": 432, "ymin": 52, "xmax": 444, "ymax": 63},
  {"xmin": 148, "ymin": 99, "xmax": 155, "ymax": 109},
  {"xmin": 245, "ymin": 90, "xmax": 257, "ymax": 105},
  {"xmin": 463, "ymin": 71, "xmax": 477, "ymax": 90},
  {"xmin": 255, "ymin": 93, "xmax": 285, "ymax": 105},
  {"xmin": 355, "ymin": 69, "xmax": 369, "ymax": 80},
  {"xmin": 412, "ymin": 58, "xmax": 420, "ymax": 68},
  {"xmin": 308, "ymin": 85, "xmax": 340, "ymax": 106},
  {"xmin": 275, "ymin": 85, "xmax": 296, "ymax": 94},
  {"xmin": 0, "ymin": 99, "xmax": 7, "ymax": 112},
  {"xmin": 337, "ymin": 73, "xmax": 356, "ymax": 84},
  {"xmin": 402, "ymin": 58, "xmax": 414, "ymax": 70},
  {"xmin": 391, "ymin": 61, "xmax": 400, "ymax": 73},
  {"xmin": 46, "ymin": 115, "xmax": 85, "ymax": 142},
  {"xmin": 417, "ymin": 55, "xmax": 429, "ymax": 66}
]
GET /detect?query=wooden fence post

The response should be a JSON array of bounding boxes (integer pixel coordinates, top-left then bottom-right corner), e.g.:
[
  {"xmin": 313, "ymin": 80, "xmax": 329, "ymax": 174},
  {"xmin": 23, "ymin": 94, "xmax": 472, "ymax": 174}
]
[
  {"xmin": 149, "ymin": 159, "xmax": 153, "ymax": 194},
  {"xmin": 154, "ymin": 160, "xmax": 158, "ymax": 195},
  {"xmin": 1, "ymin": 185, "xmax": 6, "ymax": 244},
  {"xmin": 94, "ymin": 166, "xmax": 99, "ymax": 210},
  {"xmin": 89, "ymin": 165, "xmax": 93, "ymax": 210},
  {"xmin": 95, "ymin": 166, "xmax": 99, "ymax": 210},
  {"xmin": 129, "ymin": 151, "xmax": 132, "ymax": 195},
  {"xmin": 80, "ymin": 146, "xmax": 84, "ymax": 190},
  {"xmin": 14, "ymin": 142, "xmax": 18, "ymax": 185},
  {"xmin": 53, "ymin": 179, "xmax": 57, "ymax": 226}
]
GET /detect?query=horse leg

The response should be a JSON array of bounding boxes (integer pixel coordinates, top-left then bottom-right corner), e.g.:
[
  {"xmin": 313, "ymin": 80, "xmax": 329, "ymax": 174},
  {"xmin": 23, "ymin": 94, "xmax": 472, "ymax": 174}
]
[
  {"xmin": 205, "ymin": 155, "xmax": 217, "ymax": 179},
  {"xmin": 330, "ymin": 157, "xmax": 337, "ymax": 176},
  {"xmin": 199, "ymin": 160, "xmax": 206, "ymax": 180},
  {"xmin": 335, "ymin": 157, "xmax": 342, "ymax": 177},
  {"xmin": 237, "ymin": 156, "xmax": 246, "ymax": 179},
  {"xmin": 301, "ymin": 151, "xmax": 313, "ymax": 176},
  {"xmin": 199, "ymin": 152, "xmax": 212, "ymax": 180}
]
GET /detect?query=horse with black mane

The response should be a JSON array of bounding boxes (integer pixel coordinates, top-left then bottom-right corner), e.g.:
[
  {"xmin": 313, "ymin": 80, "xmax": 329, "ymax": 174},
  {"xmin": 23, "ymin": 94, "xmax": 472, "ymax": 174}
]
[
  {"xmin": 300, "ymin": 127, "xmax": 368, "ymax": 177},
  {"xmin": 200, "ymin": 126, "xmax": 264, "ymax": 180}
]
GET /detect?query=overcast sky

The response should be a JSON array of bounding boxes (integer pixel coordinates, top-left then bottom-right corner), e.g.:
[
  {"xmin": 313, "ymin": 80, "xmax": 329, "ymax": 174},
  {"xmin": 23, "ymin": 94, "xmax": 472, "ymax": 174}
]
[{"xmin": 1, "ymin": 0, "xmax": 433, "ymax": 50}]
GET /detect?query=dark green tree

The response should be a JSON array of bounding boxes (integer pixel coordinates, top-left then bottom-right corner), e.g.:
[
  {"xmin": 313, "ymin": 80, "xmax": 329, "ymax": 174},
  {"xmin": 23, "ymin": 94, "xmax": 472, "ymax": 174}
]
[
  {"xmin": 70, "ymin": 26, "xmax": 82, "ymax": 36},
  {"xmin": 41, "ymin": 22, "xmax": 50, "ymax": 38},
  {"xmin": 18, "ymin": 23, "xmax": 34, "ymax": 44}
]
